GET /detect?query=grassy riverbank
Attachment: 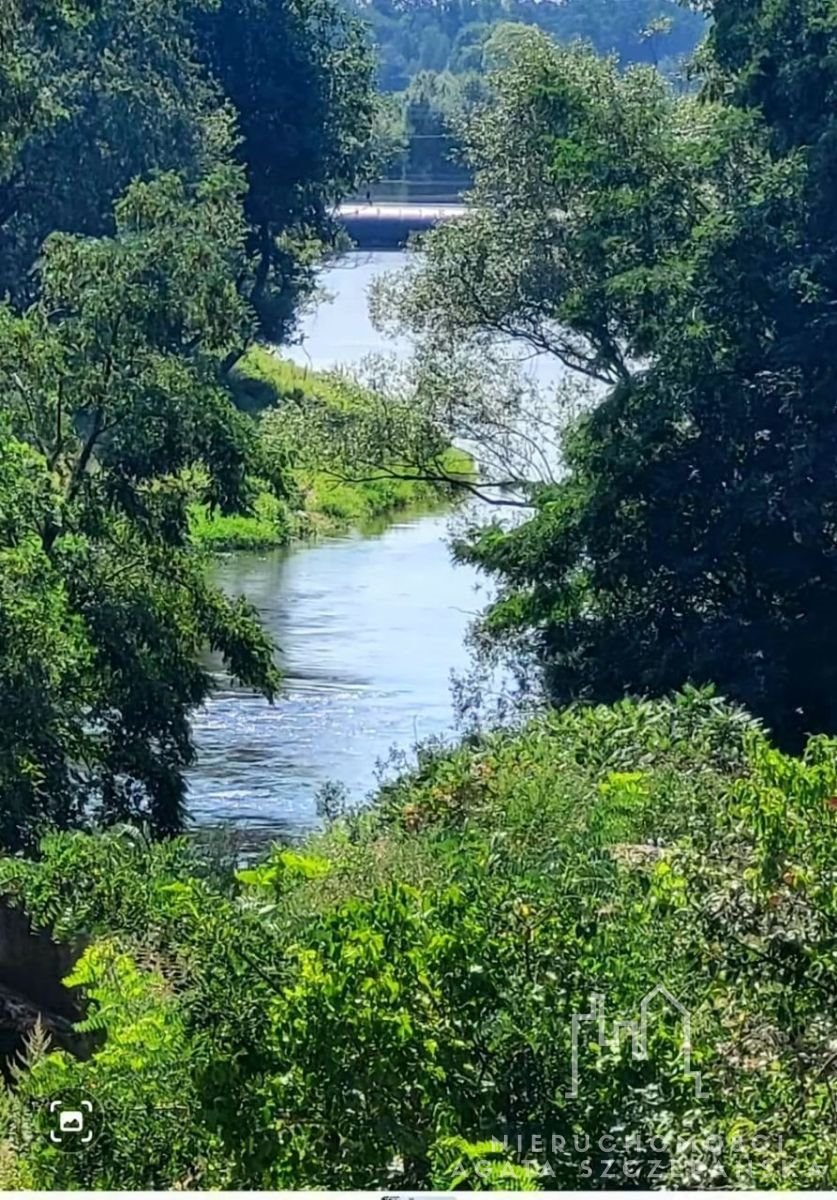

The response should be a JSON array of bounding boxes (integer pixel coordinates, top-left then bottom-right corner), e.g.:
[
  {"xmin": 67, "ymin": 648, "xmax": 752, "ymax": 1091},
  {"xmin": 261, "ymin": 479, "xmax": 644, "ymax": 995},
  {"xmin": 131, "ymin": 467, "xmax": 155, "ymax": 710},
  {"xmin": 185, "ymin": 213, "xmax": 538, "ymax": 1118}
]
[
  {"xmin": 190, "ymin": 348, "xmax": 472, "ymax": 551},
  {"xmin": 3, "ymin": 688, "xmax": 837, "ymax": 1187}
]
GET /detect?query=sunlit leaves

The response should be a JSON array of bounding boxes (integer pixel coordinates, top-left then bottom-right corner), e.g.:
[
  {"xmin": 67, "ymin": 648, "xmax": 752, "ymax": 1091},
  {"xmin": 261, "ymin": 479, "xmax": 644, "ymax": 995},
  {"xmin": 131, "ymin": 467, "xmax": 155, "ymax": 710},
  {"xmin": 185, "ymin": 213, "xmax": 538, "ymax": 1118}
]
[{"xmin": 0, "ymin": 173, "xmax": 277, "ymax": 846}]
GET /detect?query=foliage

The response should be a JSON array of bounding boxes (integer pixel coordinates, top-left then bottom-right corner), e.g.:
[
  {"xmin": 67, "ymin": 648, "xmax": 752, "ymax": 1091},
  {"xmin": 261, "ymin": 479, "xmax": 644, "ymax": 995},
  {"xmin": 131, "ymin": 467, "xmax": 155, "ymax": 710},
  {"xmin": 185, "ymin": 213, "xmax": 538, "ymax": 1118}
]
[
  {"xmin": 0, "ymin": 0, "xmax": 96, "ymax": 178},
  {"xmin": 189, "ymin": 348, "xmax": 473, "ymax": 551},
  {"xmin": 365, "ymin": 0, "xmax": 705, "ymax": 204},
  {"xmin": 0, "ymin": 0, "xmax": 381, "ymax": 844},
  {"xmin": 374, "ymin": 69, "xmax": 484, "ymax": 202},
  {"xmin": 17, "ymin": 941, "xmax": 232, "ymax": 1188},
  {"xmin": 189, "ymin": 490, "xmax": 298, "ymax": 552},
  {"xmin": 0, "ymin": 0, "xmax": 378, "ymax": 339},
  {"xmin": 380, "ymin": 34, "xmax": 730, "ymax": 382},
  {"xmin": 3, "ymin": 693, "xmax": 837, "ymax": 1187},
  {"xmin": 353, "ymin": 0, "xmax": 706, "ymax": 92},
  {"xmin": 10, "ymin": 0, "xmax": 837, "ymax": 1190},
  {"xmin": 381, "ymin": 10, "xmax": 837, "ymax": 748},
  {"xmin": 192, "ymin": 0, "xmax": 379, "ymax": 341},
  {"xmin": 220, "ymin": 349, "xmax": 474, "ymax": 544},
  {"xmin": 0, "ymin": 171, "xmax": 278, "ymax": 848},
  {"xmin": 0, "ymin": 0, "xmax": 233, "ymax": 310}
]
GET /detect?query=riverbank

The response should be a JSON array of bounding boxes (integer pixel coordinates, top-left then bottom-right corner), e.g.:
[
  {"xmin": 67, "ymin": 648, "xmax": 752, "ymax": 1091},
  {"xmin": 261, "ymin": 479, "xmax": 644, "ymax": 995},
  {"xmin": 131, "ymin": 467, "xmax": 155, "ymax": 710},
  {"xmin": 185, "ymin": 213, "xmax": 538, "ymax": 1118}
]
[
  {"xmin": 3, "ymin": 689, "xmax": 834, "ymax": 1188},
  {"xmin": 190, "ymin": 347, "xmax": 472, "ymax": 551}
]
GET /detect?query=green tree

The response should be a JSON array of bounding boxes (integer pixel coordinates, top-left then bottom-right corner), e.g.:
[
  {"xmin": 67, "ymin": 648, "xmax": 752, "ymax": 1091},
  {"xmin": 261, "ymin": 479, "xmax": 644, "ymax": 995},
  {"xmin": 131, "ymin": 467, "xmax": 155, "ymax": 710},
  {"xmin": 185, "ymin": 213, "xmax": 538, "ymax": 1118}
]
[
  {"xmin": 0, "ymin": 172, "xmax": 277, "ymax": 850},
  {"xmin": 0, "ymin": 0, "xmax": 228, "ymax": 309},
  {"xmin": 0, "ymin": 0, "xmax": 97, "ymax": 177},
  {"xmin": 192, "ymin": 0, "xmax": 378, "ymax": 344},
  {"xmin": 397, "ymin": 71, "xmax": 481, "ymax": 199},
  {"xmin": 352, "ymin": 0, "xmax": 706, "ymax": 89},
  {"xmin": 383, "ymin": 16, "xmax": 837, "ymax": 747},
  {"xmin": 0, "ymin": 0, "xmax": 382, "ymax": 847},
  {"xmin": 1, "ymin": 0, "xmax": 379, "ymax": 343}
]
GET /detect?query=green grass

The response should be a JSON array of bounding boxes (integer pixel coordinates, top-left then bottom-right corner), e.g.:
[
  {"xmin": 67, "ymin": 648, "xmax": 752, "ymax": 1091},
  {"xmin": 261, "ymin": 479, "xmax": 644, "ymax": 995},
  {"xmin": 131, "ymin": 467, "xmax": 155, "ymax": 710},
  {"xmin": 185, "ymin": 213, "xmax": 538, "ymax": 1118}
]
[
  {"xmin": 303, "ymin": 444, "xmax": 473, "ymax": 524},
  {"xmin": 191, "ymin": 348, "xmax": 475, "ymax": 550},
  {"xmin": 231, "ymin": 348, "xmax": 368, "ymax": 414},
  {"xmin": 189, "ymin": 491, "xmax": 297, "ymax": 552}
]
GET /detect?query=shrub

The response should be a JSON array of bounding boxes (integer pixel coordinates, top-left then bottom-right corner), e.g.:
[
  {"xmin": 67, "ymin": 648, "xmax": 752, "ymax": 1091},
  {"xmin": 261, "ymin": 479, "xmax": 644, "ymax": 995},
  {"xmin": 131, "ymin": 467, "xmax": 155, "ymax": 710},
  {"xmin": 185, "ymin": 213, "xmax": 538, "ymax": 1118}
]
[
  {"xmin": 189, "ymin": 489, "xmax": 296, "ymax": 551},
  {"xmin": 3, "ymin": 694, "xmax": 837, "ymax": 1188}
]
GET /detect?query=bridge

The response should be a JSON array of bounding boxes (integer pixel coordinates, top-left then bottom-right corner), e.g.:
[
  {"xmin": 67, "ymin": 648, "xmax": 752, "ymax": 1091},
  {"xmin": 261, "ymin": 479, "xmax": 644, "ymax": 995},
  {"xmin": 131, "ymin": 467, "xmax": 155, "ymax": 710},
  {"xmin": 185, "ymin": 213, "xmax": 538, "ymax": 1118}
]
[{"xmin": 334, "ymin": 201, "xmax": 467, "ymax": 249}]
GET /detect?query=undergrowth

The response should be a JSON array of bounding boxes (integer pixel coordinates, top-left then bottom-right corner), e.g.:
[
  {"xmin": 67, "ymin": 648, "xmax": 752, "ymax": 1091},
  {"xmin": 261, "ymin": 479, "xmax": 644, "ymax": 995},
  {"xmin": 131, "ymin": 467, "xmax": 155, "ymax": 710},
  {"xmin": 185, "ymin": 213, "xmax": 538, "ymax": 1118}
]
[
  {"xmin": 1, "ymin": 689, "xmax": 834, "ymax": 1188},
  {"xmin": 191, "ymin": 349, "xmax": 471, "ymax": 550}
]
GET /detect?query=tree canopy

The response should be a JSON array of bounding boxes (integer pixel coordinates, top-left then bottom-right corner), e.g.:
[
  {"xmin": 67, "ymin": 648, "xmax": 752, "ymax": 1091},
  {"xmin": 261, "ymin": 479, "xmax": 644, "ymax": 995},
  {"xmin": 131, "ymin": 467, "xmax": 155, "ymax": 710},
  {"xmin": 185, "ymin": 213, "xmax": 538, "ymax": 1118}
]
[
  {"xmin": 193, "ymin": 0, "xmax": 378, "ymax": 338},
  {"xmin": 0, "ymin": 0, "xmax": 377, "ymax": 847},
  {"xmin": 382, "ymin": 4, "xmax": 837, "ymax": 748},
  {"xmin": 0, "ymin": 0, "xmax": 378, "ymax": 340},
  {"xmin": 0, "ymin": 170, "xmax": 279, "ymax": 849},
  {"xmin": 351, "ymin": 0, "xmax": 706, "ymax": 91}
]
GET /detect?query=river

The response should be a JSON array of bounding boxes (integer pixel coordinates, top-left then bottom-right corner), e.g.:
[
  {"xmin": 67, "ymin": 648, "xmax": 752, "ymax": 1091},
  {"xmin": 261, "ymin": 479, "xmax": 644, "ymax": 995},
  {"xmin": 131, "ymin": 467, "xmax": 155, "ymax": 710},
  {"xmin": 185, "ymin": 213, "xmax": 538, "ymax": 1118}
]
[{"xmin": 187, "ymin": 251, "xmax": 485, "ymax": 839}]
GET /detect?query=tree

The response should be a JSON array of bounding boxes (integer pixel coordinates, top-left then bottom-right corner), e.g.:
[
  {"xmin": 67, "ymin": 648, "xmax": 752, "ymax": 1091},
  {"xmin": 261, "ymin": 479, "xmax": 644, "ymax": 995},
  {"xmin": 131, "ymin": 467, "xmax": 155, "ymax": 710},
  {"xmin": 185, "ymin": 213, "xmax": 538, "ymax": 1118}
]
[
  {"xmin": 383, "ymin": 35, "xmax": 715, "ymax": 382},
  {"xmin": 382, "ymin": 18, "xmax": 837, "ymax": 747},
  {"xmin": 399, "ymin": 71, "xmax": 481, "ymax": 198},
  {"xmin": 0, "ymin": 0, "xmax": 97, "ymax": 177},
  {"xmin": 0, "ymin": 172, "xmax": 277, "ymax": 850},
  {"xmin": 192, "ymin": 0, "xmax": 379, "ymax": 343},
  {"xmin": 349, "ymin": 0, "xmax": 706, "ymax": 88},
  {"xmin": 0, "ymin": 0, "xmax": 227, "ymax": 309},
  {"xmin": 1, "ymin": 0, "xmax": 380, "ymax": 344}
]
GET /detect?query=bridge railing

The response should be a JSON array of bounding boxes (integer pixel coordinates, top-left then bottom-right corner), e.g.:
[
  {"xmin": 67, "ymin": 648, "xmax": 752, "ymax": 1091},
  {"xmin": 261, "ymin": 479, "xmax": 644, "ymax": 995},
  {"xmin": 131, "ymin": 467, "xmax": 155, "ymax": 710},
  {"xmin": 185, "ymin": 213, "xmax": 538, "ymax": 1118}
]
[{"xmin": 333, "ymin": 200, "xmax": 467, "ymax": 248}]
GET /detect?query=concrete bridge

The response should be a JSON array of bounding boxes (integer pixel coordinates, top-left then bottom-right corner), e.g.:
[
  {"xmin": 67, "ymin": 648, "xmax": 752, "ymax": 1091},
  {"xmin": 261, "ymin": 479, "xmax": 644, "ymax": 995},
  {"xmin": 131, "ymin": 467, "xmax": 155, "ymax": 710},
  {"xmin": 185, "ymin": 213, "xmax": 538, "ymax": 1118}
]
[{"xmin": 334, "ymin": 201, "xmax": 467, "ymax": 249}]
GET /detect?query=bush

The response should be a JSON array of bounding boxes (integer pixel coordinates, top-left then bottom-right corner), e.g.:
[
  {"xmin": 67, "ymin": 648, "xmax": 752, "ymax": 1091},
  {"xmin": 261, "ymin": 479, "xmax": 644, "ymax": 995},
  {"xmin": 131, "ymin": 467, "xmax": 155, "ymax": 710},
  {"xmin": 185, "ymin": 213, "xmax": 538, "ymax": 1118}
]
[
  {"xmin": 189, "ymin": 489, "xmax": 296, "ymax": 551},
  {"xmin": 193, "ymin": 348, "xmax": 473, "ymax": 549},
  {"xmin": 3, "ymin": 692, "xmax": 837, "ymax": 1187}
]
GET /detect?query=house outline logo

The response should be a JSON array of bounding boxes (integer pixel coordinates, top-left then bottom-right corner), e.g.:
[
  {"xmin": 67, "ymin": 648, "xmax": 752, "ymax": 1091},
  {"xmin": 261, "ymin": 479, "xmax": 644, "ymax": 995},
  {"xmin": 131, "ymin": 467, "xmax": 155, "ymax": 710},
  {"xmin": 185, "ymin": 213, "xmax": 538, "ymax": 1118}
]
[{"xmin": 566, "ymin": 985, "xmax": 704, "ymax": 1098}]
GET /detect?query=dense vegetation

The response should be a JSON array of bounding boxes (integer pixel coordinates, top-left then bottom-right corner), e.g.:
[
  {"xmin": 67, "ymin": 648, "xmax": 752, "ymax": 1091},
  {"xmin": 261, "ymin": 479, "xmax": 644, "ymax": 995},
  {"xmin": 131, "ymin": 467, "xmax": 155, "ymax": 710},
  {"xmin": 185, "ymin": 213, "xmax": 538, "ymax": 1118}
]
[
  {"xmin": 353, "ymin": 0, "xmax": 705, "ymax": 91},
  {"xmin": 192, "ymin": 350, "xmax": 472, "ymax": 549},
  {"xmin": 1, "ymin": 0, "xmax": 377, "ymax": 339},
  {"xmin": 371, "ymin": 70, "xmax": 483, "ymax": 201},
  {"xmin": 2, "ymin": 692, "xmax": 837, "ymax": 1187},
  {"xmin": 4, "ymin": 0, "xmax": 837, "ymax": 1188},
  {"xmin": 361, "ymin": 2, "xmax": 706, "ymax": 203},
  {"xmin": 381, "ymin": 0, "xmax": 837, "ymax": 751}
]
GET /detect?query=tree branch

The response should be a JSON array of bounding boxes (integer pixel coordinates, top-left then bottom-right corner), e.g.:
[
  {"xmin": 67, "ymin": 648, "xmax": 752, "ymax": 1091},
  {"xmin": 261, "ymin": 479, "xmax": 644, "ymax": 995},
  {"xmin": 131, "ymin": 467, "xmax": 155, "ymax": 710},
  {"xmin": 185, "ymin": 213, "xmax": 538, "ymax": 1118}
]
[{"xmin": 321, "ymin": 462, "xmax": 536, "ymax": 508}]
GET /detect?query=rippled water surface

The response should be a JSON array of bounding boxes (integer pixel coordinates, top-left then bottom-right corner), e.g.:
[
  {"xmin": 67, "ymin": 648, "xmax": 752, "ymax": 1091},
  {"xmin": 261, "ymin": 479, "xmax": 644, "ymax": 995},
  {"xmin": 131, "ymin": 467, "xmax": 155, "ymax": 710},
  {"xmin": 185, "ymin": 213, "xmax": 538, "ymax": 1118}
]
[
  {"xmin": 187, "ymin": 251, "xmax": 483, "ymax": 837},
  {"xmin": 189, "ymin": 509, "xmax": 483, "ymax": 837}
]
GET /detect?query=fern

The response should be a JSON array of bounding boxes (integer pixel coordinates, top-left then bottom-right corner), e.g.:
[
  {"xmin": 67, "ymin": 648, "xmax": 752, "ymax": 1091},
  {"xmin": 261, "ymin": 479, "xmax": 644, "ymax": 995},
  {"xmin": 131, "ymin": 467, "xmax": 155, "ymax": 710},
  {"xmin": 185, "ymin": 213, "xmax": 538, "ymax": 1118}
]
[{"xmin": 8, "ymin": 1017, "xmax": 51, "ymax": 1085}]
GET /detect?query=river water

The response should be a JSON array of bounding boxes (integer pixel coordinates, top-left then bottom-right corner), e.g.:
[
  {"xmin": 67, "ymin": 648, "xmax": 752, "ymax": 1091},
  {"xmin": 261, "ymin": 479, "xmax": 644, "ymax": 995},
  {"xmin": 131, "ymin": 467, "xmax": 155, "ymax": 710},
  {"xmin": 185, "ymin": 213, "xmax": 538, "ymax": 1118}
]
[{"xmin": 187, "ymin": 251, "xmax": 486, "ymax": 839}]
